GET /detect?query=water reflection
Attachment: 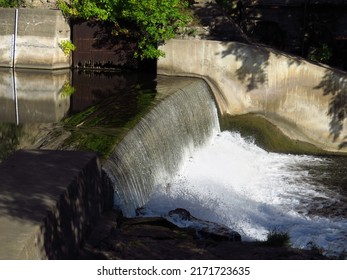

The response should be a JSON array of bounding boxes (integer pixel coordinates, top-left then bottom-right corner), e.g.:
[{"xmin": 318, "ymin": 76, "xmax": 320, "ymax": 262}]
[
  {"xmin": 0, "ymin": 69, "xmax": 70, "ymax": 124},
  {"xmin": 71, "ymin": 70, "xmax": 144, "ymax": 113},
  {"xmin": 0, "ymin": 69, "xmax": 157, "ymax": 162}
]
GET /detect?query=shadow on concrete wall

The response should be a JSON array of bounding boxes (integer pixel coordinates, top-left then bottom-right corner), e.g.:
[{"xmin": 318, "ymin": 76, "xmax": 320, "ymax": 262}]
[
  {"xmin": 219, "ymin": 41, "xmax": 347, "ymax": 150},
  {"xmin": 220, "ymin": 42, "xmax": 303, "ymax": 91},
  {"xmin": 191, "ymin": 0, "xmax": 249, "ymax": 42},
  {"xmin": 221, "ymin": 44, "xmax": 270, "ymax": 91},
  {"xmin": 0, "ymin": 150, "xmax": 113, "ymax": 259},
  {"xmin": 72, "ymin": 20, "xmax": 156, "ymax": 72},
  {"xmin": 314, "ymin": 70, "xmax": 347, "ymax": 149}
]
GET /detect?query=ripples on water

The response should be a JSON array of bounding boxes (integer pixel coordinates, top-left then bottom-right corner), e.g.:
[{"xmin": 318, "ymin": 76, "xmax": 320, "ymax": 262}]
[{"xmin": 143, "ymin": 131, "xmax": 347, "ymax": 258}]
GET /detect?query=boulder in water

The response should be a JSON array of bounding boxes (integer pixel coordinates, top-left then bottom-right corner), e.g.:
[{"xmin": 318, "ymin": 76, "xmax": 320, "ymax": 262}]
[{"xmin": 167, "ymin": 208, "xmax": 241, "ymax": 242}]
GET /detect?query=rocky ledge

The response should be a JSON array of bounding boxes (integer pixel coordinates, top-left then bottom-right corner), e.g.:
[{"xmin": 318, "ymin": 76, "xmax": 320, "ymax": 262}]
[{"xmin": 78, "ymin": 209, "xmax": 327, "ymax": 260}]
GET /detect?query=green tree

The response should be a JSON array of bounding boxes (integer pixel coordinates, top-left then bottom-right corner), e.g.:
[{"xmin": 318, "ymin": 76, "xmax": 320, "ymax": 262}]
[
  {"xmin": 0, "ymin": 0, "xmax": 24, "ymax": 7},
  {"xmin": 58, "ymin": 0, "xmax": 192, "ymax": 59}
]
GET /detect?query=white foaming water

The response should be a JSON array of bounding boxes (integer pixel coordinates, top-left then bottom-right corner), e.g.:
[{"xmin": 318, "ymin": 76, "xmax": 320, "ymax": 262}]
[{"xmin": 143, "ymin": 131, "xmax": 347, "ymax": 257}]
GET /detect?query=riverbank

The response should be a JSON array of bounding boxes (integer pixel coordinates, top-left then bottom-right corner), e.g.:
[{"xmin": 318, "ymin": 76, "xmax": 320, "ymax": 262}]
[{"xmin": 78, "ymin": 209, "xmax": 328, "ymax": 260}]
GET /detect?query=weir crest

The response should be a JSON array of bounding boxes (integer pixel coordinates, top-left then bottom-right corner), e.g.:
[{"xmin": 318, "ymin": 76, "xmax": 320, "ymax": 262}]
[{"xmin": 103, "ymin": 79, "xmax": 220, "ymax": 216}]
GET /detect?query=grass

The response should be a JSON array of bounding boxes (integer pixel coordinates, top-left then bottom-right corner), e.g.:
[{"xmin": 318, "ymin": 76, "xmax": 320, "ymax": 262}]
[{"xmin": 265, "ymin": 230, "xmax": 291, "ymax": 247}]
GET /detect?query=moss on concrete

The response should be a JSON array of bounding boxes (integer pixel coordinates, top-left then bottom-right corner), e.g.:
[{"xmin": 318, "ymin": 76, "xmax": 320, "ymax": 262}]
[
  {"xmin": 61, "ymin": 87, "xmax": 157, "ymax": 159},
  {"xmin": 220, "ymin": 113, "xmax": 330, "ymax": 155}
]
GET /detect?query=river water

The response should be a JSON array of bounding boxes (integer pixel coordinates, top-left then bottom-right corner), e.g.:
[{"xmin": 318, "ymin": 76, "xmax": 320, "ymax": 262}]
[
  {"xmin": 143, "ymin": 130, "xmax": 347, "ymax": 258},
  {"xmin": 1, "ymin": 69, "xmax": 346, "ymax": 258}
]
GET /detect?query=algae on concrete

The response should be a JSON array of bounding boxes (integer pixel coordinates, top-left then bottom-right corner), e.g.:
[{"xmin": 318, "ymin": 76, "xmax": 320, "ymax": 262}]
[{"xmin": 220, "ymin": 113, "xmax": 329, "ymax": 155}]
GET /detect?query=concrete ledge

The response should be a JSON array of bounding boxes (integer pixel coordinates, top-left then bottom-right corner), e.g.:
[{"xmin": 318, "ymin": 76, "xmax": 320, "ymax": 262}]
[{"xmin": 0, "ymin": 150, "xmax": 113, "ymax": 259}]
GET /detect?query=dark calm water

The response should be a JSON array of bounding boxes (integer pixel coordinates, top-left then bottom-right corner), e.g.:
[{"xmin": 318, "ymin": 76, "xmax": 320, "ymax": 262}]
[{"xmin": 0, "ymin": 69, "xmax": 157, "ymax": 162}]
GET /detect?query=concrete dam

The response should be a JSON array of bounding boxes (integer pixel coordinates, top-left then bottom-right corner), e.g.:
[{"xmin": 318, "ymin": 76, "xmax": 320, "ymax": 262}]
[
  {"xmin": 1, "ymin": 6, "xmax": 347, "ymax": 259},
  {"xmin": 158, "ymin": 39, "xmax": 347, "ymax": 153}
]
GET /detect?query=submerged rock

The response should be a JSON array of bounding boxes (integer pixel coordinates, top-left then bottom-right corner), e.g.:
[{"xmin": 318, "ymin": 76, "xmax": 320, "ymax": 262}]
[{"xmin": 167, "ymin": 208, "xmax": 242, "ymax": 242}]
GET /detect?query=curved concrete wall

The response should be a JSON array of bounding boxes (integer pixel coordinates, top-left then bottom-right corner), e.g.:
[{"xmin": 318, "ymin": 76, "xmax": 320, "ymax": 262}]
[
  {"xmin": 158, "ymin": 39, "xmax": 347, "ymax": 153},
  {"xmin": 0, "ymin": 8, "xmax": 70, "ymax": 69}
]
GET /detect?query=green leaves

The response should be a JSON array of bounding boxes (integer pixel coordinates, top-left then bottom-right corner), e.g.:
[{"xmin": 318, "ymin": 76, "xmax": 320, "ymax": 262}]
[
  {"xmin": 118, "ymin": 0, "xmax": 192, "ymax": 59},
  {"xmin": 58, "ymin": 0, "xmax": 192, "ymax": 59},
  {"xmin": 58, "ymin": 0, "xmax": 113, "ymax": 20},
  {"xmin": 59, "ymin": 39, "xmax": 76, "ymax": 56},
  {"xmin": 308, "ymin": 44, "xmax": 332, "ymax": 63},
  {"xmin": 0, "ymin": 0, "xmax": 24, "ymax": 7}
]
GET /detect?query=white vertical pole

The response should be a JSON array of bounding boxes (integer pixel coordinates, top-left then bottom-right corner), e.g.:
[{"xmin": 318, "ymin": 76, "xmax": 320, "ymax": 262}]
[
  {"xmin": 13, "ymin": 70, "xmax": 19, "ymax": 125},
  {"xmin": 12, "ymin": 8, "xmax": 18, "ymax": 68},
  {"xmin": 13, "ymin": 9, "xmax": 19, "ymax": 124}
]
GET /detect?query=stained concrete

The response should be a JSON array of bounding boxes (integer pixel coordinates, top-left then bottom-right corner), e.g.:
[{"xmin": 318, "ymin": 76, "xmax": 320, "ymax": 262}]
[
  {"xmin": 158, "ymin": 39, "xmax": 347, "ymax": 153},
  {"xmin": 0, "ymin": 8, "xmax": 70, "ymax": 69},
  {"xmin": 0, "ymin": 150, "xmax": 113, "ymax": 259}
]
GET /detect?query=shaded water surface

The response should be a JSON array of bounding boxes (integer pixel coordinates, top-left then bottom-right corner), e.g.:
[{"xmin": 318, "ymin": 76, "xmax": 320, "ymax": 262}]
[{"xmin": 0, "ymin": 69, "xmax": 159, "ymax": 161}]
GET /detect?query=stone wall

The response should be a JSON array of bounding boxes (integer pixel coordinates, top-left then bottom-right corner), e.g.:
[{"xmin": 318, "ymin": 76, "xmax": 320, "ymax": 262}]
[
  {"xmin": 235, "ymin": 0, "xmax": 347, "ymax": 70},
  {"xmin": 21, "ymin": 0, "xmax": 58, "ymax": 9}
]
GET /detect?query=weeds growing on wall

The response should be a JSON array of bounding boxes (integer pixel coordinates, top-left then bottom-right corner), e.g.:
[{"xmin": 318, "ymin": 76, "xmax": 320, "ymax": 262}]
[{"xmin": 59, "ymin": 39, "xmax": 76, "ymax": 56}]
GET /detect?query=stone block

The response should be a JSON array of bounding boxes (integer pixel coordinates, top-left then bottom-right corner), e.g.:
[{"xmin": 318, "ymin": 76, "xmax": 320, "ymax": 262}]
[{"xmin": 0, "ymin": 150, "xmax": 113, "ymax": 259}]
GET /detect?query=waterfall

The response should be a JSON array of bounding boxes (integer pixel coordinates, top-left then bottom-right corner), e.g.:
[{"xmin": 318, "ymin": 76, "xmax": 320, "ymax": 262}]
[
  {"xmin": 103, "ymin": 79, "xmax": 220, "ymax": 216},
  {"xmin": 102, "ymin": 75, "xmax": 347, "ymax": 257}
]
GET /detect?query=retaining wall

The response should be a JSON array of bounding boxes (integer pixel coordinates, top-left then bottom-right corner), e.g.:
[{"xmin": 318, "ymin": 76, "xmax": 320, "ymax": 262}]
[
  {"xmin": 158, "ymin": 39, "xmax": 347, "ymax": 152},
  {"xmin": 0, "ymin": 150, "xmax": 113, "ymax": 259},
  {"xmin": 0, "ymin": 8, "xmax": 70, "ymax": 69}
]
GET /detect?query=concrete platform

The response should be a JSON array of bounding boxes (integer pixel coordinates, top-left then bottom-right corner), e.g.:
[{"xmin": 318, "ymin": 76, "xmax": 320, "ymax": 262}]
[{"xmin": 0, "ymin": 150, "xmax": 113, "ymax": 259}]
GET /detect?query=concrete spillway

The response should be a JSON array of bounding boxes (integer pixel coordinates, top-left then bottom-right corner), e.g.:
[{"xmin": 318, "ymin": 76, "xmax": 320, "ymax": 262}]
[
  {"xmin": 158, "ymin": 39, "xmax": 347, "ymax": 153},
  {"xmin": 103, "ymin": 78, "xmax": 220, "ymax": 216}
]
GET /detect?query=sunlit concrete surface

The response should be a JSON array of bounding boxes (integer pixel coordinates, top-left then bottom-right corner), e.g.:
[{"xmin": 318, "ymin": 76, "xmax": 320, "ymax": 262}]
[
  {"xmin": 0, "ymin": 150, "xmax": 112, "ymax": 259},
  {"xmin": 158, "ymin": 39, "xmax": 347, "ymax": 152},
  {"xmin": 0, "ymin": 8, "xmax": 70, "ymax": 69}
]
